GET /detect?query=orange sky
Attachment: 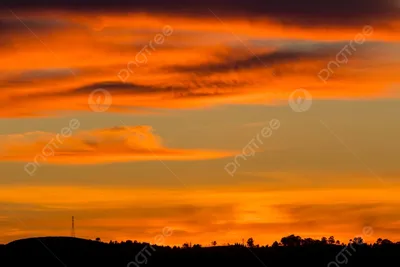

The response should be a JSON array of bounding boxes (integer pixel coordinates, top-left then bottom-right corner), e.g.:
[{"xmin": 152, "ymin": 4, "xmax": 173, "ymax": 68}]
[{"xmin": 0, "ymin": 1, "xmax": 400, "ymax": 245}]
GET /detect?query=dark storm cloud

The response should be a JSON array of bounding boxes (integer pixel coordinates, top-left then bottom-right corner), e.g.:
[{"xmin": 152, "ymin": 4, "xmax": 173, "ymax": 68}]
[{"xmin": 3, "ymin": 0, "xmax": 399, "ymax": 26}]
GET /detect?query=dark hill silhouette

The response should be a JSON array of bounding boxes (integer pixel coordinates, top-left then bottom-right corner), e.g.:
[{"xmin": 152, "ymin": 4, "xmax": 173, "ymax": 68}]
[{"xmin": 1, "ymin": 235, "xmax": 399, "ymax": 267}]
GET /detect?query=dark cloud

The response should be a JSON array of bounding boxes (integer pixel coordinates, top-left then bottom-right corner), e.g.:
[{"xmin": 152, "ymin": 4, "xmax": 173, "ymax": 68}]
[
  {"xmin": 65, "ymin": 81, "xmax": 240, "ymax": 97},
  {"xmin": 72, "ymin": 81, "xmax": 160, "ymax": 94},
  {"xmin": 5, "ymin": 82, "xmax": 166, "ymax": 101},
  {"xmin": 0, "ymin": 18, "xmax": 82, "ymax": 35},
  {"xmin": 3, "ymin": 0, "xmax": 399, "ymax": 26},
  {"xmin": 168, "ymin": 50, "xmax": 325, "ymax": 75},
  {"xmin": 79, "ymin": 79, "xmax": 250, "ymax": 97},
  {"xmin": 7, "ymin": 78, "xmax": 251, "ymax": 104},
  {"xmin": 165, "ymin": 43, "xmax": 344, "ymax": 75},
  {"xmin": 0, "ymin": 17, "xmax": 89, "ymax": 47}
]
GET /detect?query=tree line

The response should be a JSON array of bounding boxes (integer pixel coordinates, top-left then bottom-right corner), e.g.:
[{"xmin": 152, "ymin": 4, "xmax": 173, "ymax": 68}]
[{"xmin": 97, "ymin": 234, "xmax": 398, "ymax": 248}]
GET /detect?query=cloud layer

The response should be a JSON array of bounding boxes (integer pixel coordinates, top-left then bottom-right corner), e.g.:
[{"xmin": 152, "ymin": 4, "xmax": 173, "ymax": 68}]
[
  {"xmin": 4, "ymin": 0, "xmax": 400, "ymax": 27},
  {"xmin": 0, "ymin": 125, "xmax": 235, "ymax": 164},
  {"xmin": 0, "ymin": 5, "xmax": 399, "ymax": 117},
  {"xmin": 1, "ymin": 30, "xmax": 399, "ymax": 118}
]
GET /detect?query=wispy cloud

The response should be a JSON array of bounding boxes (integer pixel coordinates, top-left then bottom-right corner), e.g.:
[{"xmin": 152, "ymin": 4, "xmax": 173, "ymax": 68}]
[{"xmin": 0, "ymin": 126, "xmax": 236, "ymax": 164}]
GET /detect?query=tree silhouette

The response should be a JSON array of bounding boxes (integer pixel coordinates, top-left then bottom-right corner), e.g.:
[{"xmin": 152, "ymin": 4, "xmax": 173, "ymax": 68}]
[
  {"xmin": 301, "ymin": 238, "xmax": 316, "ymax": 246},
  {"xmin": 2, "ymin": 234, "xmax": 399, "ymax": 267},
  {"xmin": 211, "ymin": 241, "xmax": 217, "ymax": 246},
  {"xmin": 95, "ymin": 237, "xmax": 101, "ymax": 242},
  {"xmin": 328, "ymin": 236, "xmax": 335, "ymax": 245},
  {"xmin": 281, "ymin": 234, "xmax": 301, "ymax": 247},
  {"xmin": 353, "ymin": 237, "xmax": 364, "ymax": 245},
  {"xmin": 247, "ymin": 237, "xmax": 254, "ymax": 248},
  {"xmin": 382, "ymin": 239, "xmax": 393, "ymax": 245}
]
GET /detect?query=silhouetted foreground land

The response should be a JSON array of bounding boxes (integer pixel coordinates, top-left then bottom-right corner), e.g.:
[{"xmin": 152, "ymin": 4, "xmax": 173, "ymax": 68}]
[{"xmin": 1, "ymin": 236, "xmax": 399, "ymax": 267}]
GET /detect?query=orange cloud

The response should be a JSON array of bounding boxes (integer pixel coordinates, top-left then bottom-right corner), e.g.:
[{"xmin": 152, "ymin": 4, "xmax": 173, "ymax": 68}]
[
  {"xmin": 0, "ymin": 12, "xmax": 399, "ymax": 118},
  {"xmin": 0, "ymin": 125, "xmax": 236, "ymax": 167}
]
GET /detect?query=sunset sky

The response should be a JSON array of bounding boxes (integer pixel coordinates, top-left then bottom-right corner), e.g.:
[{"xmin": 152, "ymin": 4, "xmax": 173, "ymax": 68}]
[{"xmin": 1, "ymin": 0, "xmax": 400, "ymax": 246}]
